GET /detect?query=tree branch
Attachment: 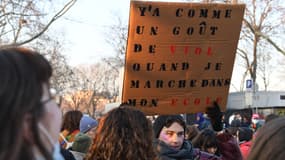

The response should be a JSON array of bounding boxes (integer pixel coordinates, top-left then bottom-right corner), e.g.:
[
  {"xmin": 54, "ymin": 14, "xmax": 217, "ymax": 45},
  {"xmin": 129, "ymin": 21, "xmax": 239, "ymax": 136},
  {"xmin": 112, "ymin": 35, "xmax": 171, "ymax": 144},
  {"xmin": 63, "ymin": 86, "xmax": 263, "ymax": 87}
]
[
  {"xmin": 0, "ymin": 0, "xmax": 77, "ymax": 48},
  {"xmin": 243, "ymin": 18, "xmax": 285, "ymax": 56}
]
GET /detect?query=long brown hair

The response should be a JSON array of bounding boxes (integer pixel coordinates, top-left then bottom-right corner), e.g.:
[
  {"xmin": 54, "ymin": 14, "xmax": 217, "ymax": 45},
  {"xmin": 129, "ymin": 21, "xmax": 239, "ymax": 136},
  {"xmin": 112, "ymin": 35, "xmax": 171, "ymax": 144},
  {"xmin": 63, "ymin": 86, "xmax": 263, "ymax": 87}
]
[
  {"xmin": 248, "ymin": 116, "xmax": 285, "ymax": 160},
  {"xmin": 61, "ymin": 110, "xmax": 83, "ymax": 133},
  {"xmin": 0, "ymin": 48, "xmax": 53, "ymax": 160},
  {"xmin": 86, "ymin": 104, "xmax": 157, "ymax": 160}
]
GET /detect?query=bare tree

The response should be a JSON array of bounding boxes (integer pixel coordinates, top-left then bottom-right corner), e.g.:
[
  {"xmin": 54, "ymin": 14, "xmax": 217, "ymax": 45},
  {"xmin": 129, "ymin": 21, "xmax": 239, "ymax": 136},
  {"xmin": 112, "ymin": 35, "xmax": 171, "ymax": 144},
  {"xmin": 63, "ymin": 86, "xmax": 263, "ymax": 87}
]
[
  {"xmin": 277, "ymin": 57, "xmax": 285, "ymax": 84},
  {"xmin": 103, "ymin": 16, "xmax": 127, "ymax": 73},
  {"xmin": 237, "ymin": 0, "xmax": 285, "ymax": 91},
  {"xmin": 0, "ymin": 0, "xmax": 76, "ymax": 48},
  {"xmin": 68, "ymin": 91, "xmax": 91, "ymax": 110},
  {"xmin": 0, "ymin": 0, "xmax": 78, "ymax": 105},
  {"xmin": 46, "ymin": 43, "xmax": 74, "ymax": 93},
  {"xmin": 69, "ymin": 62, "xmax": 119, "ymax": 116},
  {"xmin": 29, "ymin": 35, "xmax": 75, "ymax": 94},
  {"xmin": 257, "ymin": 50, "xmax": 272, "ymax": 91}
]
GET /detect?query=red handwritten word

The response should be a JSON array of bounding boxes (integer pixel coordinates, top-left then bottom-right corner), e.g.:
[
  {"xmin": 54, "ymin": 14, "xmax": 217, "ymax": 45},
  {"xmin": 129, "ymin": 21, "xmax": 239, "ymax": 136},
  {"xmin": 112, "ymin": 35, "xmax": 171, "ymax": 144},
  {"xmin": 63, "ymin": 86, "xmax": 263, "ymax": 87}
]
[
  {"xmin": 171, "ymin": 97, "xmax": 222, "ymax": 106},
  {"xmin": 170, "ymin": 46, "xmax": 212, "ymax": 56}
]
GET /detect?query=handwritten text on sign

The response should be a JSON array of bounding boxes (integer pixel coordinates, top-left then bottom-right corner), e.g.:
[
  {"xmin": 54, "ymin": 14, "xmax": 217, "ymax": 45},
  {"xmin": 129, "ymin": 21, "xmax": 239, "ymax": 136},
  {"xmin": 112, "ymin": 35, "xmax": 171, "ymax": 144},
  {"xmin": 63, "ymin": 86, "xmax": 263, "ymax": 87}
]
[{"xmin": 123, "ymin": 1, "xmax": 245, "ymax": 115}]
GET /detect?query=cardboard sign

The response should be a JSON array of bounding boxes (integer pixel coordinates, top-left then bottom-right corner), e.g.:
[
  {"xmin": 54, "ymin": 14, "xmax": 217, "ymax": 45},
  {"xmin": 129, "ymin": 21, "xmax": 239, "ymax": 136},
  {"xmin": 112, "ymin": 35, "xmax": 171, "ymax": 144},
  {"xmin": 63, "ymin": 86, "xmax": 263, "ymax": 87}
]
[{"xmin": 122, "ymin": 1, "xmax": 245, "ymax": 115}]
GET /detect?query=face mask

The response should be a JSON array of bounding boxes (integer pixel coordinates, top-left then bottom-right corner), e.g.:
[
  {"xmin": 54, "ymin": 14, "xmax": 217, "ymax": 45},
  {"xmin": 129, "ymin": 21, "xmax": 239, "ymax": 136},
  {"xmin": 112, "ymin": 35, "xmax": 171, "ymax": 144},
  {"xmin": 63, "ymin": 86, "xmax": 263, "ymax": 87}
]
[{"xmin": 38, "ymin": 123, "xmax": 64, "ymax": 160}]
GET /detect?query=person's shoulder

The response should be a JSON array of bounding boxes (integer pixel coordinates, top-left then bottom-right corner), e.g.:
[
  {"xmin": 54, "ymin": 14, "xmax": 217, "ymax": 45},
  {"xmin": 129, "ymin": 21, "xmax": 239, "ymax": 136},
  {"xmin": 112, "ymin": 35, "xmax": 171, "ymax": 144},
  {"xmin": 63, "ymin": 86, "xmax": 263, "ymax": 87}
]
[{"xmin": 193, "ymin": 148, "xmax": 221, "ymax": 160}]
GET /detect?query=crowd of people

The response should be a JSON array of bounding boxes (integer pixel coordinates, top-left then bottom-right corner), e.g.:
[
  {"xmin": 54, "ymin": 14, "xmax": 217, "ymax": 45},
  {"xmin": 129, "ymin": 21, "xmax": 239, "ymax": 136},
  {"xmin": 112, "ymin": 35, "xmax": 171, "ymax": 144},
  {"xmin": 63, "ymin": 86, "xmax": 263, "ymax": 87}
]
[{"xmin": 1, "ymin": 47, "xmax": 284, "ymax": 160}]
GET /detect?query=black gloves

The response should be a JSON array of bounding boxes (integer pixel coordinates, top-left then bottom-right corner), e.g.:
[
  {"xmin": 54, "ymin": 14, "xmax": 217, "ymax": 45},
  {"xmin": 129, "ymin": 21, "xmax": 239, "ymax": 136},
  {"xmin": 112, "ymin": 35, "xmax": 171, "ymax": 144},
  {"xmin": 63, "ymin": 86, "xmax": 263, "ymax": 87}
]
[{"xmin": 206, "ymin": 101, "xmax": 223, "ymax": 132}]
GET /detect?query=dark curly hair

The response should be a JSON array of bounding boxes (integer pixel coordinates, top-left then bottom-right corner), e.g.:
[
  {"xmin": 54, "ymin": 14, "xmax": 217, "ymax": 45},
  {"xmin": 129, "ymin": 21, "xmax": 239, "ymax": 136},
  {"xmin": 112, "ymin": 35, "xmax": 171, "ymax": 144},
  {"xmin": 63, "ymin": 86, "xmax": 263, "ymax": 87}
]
[{"xmin": 86, "ymin": 104, "xmax": 157, "ymax": 160}]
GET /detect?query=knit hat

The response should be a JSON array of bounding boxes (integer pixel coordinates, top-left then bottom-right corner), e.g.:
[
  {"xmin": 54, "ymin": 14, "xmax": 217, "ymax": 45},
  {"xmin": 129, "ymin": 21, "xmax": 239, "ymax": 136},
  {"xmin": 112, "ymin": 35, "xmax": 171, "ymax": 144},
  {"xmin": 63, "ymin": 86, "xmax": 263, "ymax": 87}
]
[
  {"xmin": 80, "ymin": 115, "xmax": 98, "ymax": 133},
  {"xmin": 72, "ymin": 132, "xmax": 92, "ymax": 153},
  {"xmin": 153, "ymin": 115, "xmax": 185, "ymax": 138}
]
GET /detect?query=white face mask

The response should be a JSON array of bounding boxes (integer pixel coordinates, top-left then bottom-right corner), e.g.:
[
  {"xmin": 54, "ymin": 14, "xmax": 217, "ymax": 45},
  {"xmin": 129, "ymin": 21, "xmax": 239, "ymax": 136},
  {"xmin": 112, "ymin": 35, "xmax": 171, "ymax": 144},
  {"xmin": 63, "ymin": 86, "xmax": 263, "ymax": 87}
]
[{"xmin": 38, "ymin": 123, "xmax": 64, "ymax": 160}]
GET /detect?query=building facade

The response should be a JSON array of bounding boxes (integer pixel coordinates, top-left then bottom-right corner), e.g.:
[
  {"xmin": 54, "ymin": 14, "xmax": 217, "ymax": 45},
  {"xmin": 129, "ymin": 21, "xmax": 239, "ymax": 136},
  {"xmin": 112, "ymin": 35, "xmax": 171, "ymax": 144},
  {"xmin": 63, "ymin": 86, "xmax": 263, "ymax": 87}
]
[{"xmin": 227, "ymin": 91, "xmax": 285, "ymax": 115}]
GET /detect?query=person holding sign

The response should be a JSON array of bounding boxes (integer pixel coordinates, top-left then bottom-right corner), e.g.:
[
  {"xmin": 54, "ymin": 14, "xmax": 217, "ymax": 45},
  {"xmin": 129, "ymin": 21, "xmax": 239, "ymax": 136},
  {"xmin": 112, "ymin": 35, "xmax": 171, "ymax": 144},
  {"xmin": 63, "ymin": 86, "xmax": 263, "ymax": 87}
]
[{"xmin": 206, "ymin": 102, "xmax": 243, "ymax": 160}]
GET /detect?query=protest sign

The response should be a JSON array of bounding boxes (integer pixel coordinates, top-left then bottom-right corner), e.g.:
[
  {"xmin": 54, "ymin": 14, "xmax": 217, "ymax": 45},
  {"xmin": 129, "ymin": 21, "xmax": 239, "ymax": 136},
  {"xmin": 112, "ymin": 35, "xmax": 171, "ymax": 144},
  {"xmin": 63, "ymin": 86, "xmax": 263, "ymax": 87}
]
[{"xmin": 122, "ymin": 1, "xmax": 245, "ymax": 115}]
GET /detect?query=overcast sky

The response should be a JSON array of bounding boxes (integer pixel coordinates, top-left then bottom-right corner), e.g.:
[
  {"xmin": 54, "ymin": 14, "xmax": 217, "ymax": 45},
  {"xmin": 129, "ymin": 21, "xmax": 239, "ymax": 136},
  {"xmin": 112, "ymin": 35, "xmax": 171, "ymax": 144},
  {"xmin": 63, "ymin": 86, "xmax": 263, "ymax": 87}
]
[{"xmin": 50, "ymin": 0, "xmax": 130, "ymax": 66}]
